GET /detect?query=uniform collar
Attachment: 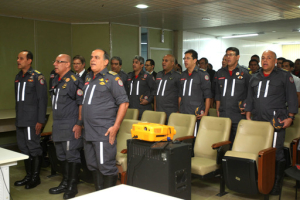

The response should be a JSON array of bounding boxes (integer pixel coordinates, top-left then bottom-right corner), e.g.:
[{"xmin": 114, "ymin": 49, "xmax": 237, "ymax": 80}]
[
  {"xmin": 258, "ymin": 66, "xmax": 278, "ymax": 77},
  {"xmin": 225, "ymin": 64, "xmax": 240, "ymax": 71},
  {"xmin": 18, "ymin": 67, "xmax": 34, "ymax": 76},
  {"xmin": 164, "ymin": 69, "xmax": 175, "ymax": 75},
  {"xmin": 59, "ymin": 70, "xmax": 72, "ymax": 82},
  {"xmin": 92, "ymin": 67, "xmax": 108, "ymax": 78}
]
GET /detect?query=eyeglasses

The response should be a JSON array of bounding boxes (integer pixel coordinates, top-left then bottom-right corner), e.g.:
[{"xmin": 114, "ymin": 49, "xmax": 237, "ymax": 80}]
[
  {"xmin": 183, "ymin": 57, "xmax": 192, "ymax": 60},
  {"xmin": 225, "ymin": 53, "xmax": 236, "ymax": 57},
  {"xmin": 73, "ymin": 62, "xmax": 82, "ymax": 65},
  {"xmin": 53, "ymin": 60, "xmax": 68, "ymax": 64},
  {"xmin": 144, "ymin": 64, "xmax": 151, "ymax": 67}
]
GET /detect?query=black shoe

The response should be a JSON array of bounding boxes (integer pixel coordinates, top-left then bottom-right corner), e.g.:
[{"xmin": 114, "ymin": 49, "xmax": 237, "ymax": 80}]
[
  {"xmin": 25, "ymin": 156, "xmax": 42, "ymax": 189},
  {"xmin": 49, "ymin": 161, "xmax": 69, "ymax": 194},
  {"xmin": 92, "ymin": 170, "xmax": 104, "ymax": 191},
  {"xmin": 63, "ymin": 162, "xmax": 80, "ymax": 199},
  {"xmin": 14, "ymin": 157, "xmax": 32, "ymax": 186},
  {"xmin": 103, "ymin": 174, "xmax": 118, "ymax": 189},
  {"xmin": 270, "ymin": 160, "xmax": 286, "ymax": 195}
]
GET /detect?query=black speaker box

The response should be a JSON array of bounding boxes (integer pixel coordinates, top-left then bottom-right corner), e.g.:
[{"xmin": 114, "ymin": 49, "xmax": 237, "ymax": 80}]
[{"xmin": 127, "ymin": 139, "xmax": 192, "ymax": 200}]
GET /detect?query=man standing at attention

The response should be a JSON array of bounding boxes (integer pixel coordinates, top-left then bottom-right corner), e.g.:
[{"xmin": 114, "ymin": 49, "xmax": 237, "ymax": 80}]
[
  {"xmin": 73, "ymin": 55, "xmax": 87, "ymax": 81},
  {"xmin": 14, "ymin": 50, "xmax": 48, "ymax": 189}
]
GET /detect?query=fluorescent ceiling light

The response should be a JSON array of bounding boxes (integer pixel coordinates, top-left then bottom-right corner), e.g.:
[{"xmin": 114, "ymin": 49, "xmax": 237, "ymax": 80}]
[
  {"xmin": 136, "ymin": 4, "xmax": 148, "ymax": 9},
  {"xmin": 222, "ymin": 33, "xmax": 258, "ymax": 39},
  {"xmin": 202, "ymin": 17, "xmax": 210, "ymax": 20},
  {"xmin": 141, "ymin": 43, "xmax": 147, "ymax": 44}
]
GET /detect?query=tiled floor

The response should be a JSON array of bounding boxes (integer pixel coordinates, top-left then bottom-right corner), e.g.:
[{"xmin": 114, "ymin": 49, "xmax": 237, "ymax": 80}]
[{"xmin": 6, "ymin": 162, "xmax": 297, "ymax": 200}]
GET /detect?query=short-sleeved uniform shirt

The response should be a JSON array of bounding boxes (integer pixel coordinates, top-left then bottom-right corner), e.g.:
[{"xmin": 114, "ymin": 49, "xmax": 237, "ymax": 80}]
[
  {"xmin": 50, "ymin": 70, "xmax": 84, "ymax": 141},
  {"xmin": 179, "ymin": 67, "xmax": 212, "ymax": 114},
  {"xmin": 245, "ymin": 67, "xmax": 298, "ymax": 121},
  {"xmin": 15, "ymin": 67, "xmax": 48, "ymax": 127},
  {"xmin": 155, "ymin": 69, "xmax": 181, "ymax": 117},
  {"xmin": 82, "ymin": 68, "xmax": 129, "ymax": 142},
  {"xmin": 215, "ymin": 65, "xmax": 251, "ymax": 123}
]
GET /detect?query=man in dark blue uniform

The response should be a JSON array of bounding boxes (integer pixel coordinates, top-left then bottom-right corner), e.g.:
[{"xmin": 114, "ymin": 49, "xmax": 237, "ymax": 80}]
[
  {"xmin": 245, "ymin": 50, "xmax": 298, "ymax": 195},
  {"xmin": 49, "ymin": 54, "xmax": 84, "ymax": 199},
  {"xmin": 14, "ymin": 50, "xmax": 48, "ymax": 189},
  {"xmin": 82, "ymin": 49, "xmax": 129, "ymax": 190},
  {"xmin": 110, "ymin": 56, "xmax": 128, "ymax": 88}
]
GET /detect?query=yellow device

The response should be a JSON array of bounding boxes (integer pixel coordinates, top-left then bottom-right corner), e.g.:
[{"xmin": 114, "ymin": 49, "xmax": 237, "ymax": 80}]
[{"xmin": 131, "ymin": 122, "xmax": 176, "ymax": 142}]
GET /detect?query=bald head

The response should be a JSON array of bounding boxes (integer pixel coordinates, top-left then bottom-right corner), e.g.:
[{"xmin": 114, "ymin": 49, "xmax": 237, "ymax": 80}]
[
  {"xmin": 261, "ymin": 50, "xmax": 277, "ymax": 74},
  {"xmin": 162, "ymin": 54, "xmax": 175, "ymax": 73},
  {"xmin": 53, "ymin": 54, "xmax": 71, "ymax": 77}
]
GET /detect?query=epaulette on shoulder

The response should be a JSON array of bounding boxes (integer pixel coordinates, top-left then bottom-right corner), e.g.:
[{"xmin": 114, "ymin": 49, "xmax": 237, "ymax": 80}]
[
  {"xmin": 199, "ymin": 68, "xmax": 206, "ymax": 72},
  {"xmin": 34, "ymin": 70, "xmax": 41, "ymax": 74},
  {"xmin": 71, "ymin": 74, "xmax": 77, "ymax": 81},
  {"xmin": 108, "ymin": 71, "xmax": 118, "ymax": 76}
]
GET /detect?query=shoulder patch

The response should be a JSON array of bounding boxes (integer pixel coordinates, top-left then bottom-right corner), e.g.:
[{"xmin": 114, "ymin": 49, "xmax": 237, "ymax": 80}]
[
  {"xmin": 34, "ymin": 70, "xmax": 41, "ymax": 74},
  {"xmin": 108, "ymin": 71, "xmax": 117, "ymax": 75},
  {"xmin": 38, "ymin": 75, "xmax": 45, "ymax": 80},
  {"xmin": 71, "ymin": 75, "xmax": 77, "ymax": 81},
  {"xmin": 290, "ymin": 76, "xmax": 294, "ymax": 83},
  {"xmin": 204, "ymin": 75, "xmax": 209, "ymax": 81}
]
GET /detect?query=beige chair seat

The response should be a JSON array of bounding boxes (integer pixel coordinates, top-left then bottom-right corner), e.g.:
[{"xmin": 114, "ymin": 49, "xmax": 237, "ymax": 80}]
[{"xmin": 191, "ymin": 157, "xmax": 219, "ymax": 176}]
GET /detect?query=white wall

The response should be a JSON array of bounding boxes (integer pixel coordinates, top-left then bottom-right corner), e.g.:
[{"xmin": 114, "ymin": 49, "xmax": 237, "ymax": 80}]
[{"xmin": 182, "ymin": 31, "xmax": 282, "ymax": 71}]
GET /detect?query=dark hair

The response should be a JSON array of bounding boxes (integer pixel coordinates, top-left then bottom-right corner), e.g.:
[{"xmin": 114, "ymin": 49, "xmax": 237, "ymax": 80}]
[
  {"xmin": 251, "ymin": 54, "xmax": 260, "ymax": 60},
  {"xmin": 95, "ymin": 48, "xmax": 109, "ymax": 61},
  {"xmin": 22, "ymin": 50, "xmax": 33, "ymax": 63},
  {"xmin": 175, "ymin": 59, "xmax": 178, "ymax": 65},
  {"xmin": 249, "ymin": 59, "xmax": 258, "ymax": 65},
  {"xmin": 283, "ymin": 60, "xmax": 294, "ymax": 68},
  {"xmin": 146, "ymin": 59, "xmax": 155, "ymax": 66},
  {"xmin": 184, "ymin": 49, "xmax": 198, "ymax": 60},
  {"xmin": 73, "ymin": 55, "xmax": 85, "ymax": 65},
  {"xmin": 200, "ymin": 57, "xmax": 208, "ymax": 64},
  {"xmin": 208, "ymin": 63, "xmax": 213, "ymax": 69},
  {"xmin": 178, "ymin": 64, "xmax": 182, "ymax": 71},
  {"xmin": 295, "ymin": 59, "xmax": 300, "ymax": 63},
  {"xmin": 226, "ymin": 47, "xmax": 240, "ymax": 56},
  {"xmin": 277, "ymin": 57, "xmax": 286, "ymax": 62},
  {"xmin": 111, "ymin": 56, "xmax": 122, "ymax": 65}
]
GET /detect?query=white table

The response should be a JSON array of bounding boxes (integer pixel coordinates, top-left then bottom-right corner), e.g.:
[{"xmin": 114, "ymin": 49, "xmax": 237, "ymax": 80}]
[
  {"xmin": 72, "ymin": 184, "xmax": 183, "ymax": 200},
  {"xmin": 0, "ymin": 148, "xmax": 28, "ymax": 200}
]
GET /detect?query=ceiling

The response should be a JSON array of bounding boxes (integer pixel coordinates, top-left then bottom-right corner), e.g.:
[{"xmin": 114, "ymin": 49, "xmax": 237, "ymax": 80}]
[{"xmin": 1, "ymin": 0, "xmax": 300, "ymax": 43}]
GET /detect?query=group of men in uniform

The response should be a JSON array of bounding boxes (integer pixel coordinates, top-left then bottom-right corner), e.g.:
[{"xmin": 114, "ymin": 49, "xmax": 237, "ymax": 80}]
[{"xmin": 14, "ymin": 47, "xmax": 299, "ymax": 198}]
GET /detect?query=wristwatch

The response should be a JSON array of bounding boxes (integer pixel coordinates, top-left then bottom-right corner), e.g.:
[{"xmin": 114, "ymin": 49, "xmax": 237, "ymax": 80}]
[{"xmin": 288, "ymin": 116, "xmax": 295, "ymax": 120}]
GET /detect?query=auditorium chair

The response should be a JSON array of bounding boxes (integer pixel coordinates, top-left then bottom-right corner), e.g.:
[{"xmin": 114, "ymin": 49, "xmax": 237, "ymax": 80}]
[
  {"xmin": 116, "ymin": 119, "xmax": 140, "ymax": 184},
  {"xmin": 124, "ymin": 108, "xmax": 139, "ymax": 120},
  {"xmin": 191, "ymin": 116, "xmax": 231, "ymax": 196},
  {"xmin": 284, "ymin": 114, "xmax": 300, "ymax": 169},
  {"xmin": 168, "ymin": 113, "xmax": 196, "ymax": 142},
  {"xmin": 222, "ymin": 120, "xmax": 276, "ymax": 199},
  {"xmin": 141, "ymin": 110, "xmax": 166, "ymax": 124},
  {"xmin": 209, "ymin": 108, "xmax": 218, "ymax": 117}
]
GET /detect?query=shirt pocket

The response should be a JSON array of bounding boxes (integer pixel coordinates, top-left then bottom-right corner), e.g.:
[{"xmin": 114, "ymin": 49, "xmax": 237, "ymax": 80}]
[{"xmin": 268, "ymin": 81, "xmax": 283, "ymax": 96}]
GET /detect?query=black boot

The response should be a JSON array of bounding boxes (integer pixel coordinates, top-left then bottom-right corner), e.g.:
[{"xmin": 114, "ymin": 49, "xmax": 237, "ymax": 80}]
[
  {"xmin": 63, "ymin": 162, "xmax": 80, "ymax": 199},
  {"xmin": 49, "ymin": 161, "xmax": 69, "ymax": 194},
  {"xmin": 103, "ymin": 174, "xmax": 118, "ymax": 189},
  {"xmin": 270, "ymin": 160, "xmax": 286, "ymax": 195},
  {"xmin": 92, "ymin": 170, "xmax": 104, "ymax": 191},
  {"xmin": 14, "ymin": 157, "xmax": 32, "ymax": 186},
  {"xmin": 25, "ymin": 156, "xmax": 42, "ymax": 189}
]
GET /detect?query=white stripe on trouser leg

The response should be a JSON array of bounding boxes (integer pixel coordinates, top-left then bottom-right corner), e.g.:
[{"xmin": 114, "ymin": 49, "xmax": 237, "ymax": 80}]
[
  {"xmin": 188, "ymin": 79, "xmax": 193, "ymax": 96},
  {"xmin": 223, "ymin": 79, "xmax": 227, "ymax": 96},
  {"xmin": 273, "ymin": 132, "xmax": 277, "ymax": 147},
  {"xmin": 257, "ymin": 81, "xmax": 262, "ymax": 98},
  {"xmin": 130, "ymin": 81, "xmax": 133, "ymax": 95},
  {"xmin": 55, "ymin": 89, "xmax": 60, "ymax": 109},
  {"xmin": 264, "ymin": 80, "xmax": 270, "ymax": 98},
  {"xmin": 156, "ymin": 80, "xmax": 162, "ymax": 95},
  {"xmin": 22, "ymin": 82, "xmax": 26, "ymax": 101},
  {"xmin": 231, "ymin": 79, "xmax": 235, "ymax": 96},
  {"xmin": 52, "ymin": 94, "xmax": 55, "ymax": 107},
  {"xmin": 67, "ymin": 141, "xmax": 70, "ymax": 151},
  {"xmin": 27, "ymin": 127, "xmax": 31, "ymax": 140},
  {"xmin": 136, "ymin": 81, "xmax": 140, "ymax": 95},
  {"xmin": 88, "ymin": 85, "xmax": 96, "ymax": 105},
  {"xmin": 82, "ymin": 85, "xmax": 90, "ymax": 104},
  {"xmin": 17, "ymin": 82, "xmax": 20, "ymax": 102},
  {"xmin": 182, "ymin": 80, "xmax": 187, "ymax": 96},
  {"xmin": 194, "ymin": 122, "xmax": 197, "ymax": 137},
  {"xmin": 161, "ymin": 80, "xmax": 167, "ymax": 96},
  {"xmin": 100, "ymin": 142, "xmax": 103, "ymax": 164}
]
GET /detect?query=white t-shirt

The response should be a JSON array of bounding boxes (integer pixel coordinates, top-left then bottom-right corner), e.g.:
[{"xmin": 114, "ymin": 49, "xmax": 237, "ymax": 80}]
[{"xmin": 292, "ymin": 74, "xmax": 300, "ymax": 92}]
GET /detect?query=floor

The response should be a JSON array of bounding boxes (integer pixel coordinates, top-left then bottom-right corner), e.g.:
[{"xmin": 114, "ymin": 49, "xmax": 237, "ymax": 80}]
[{"xmin": 5, "ymin": 161, "xmax": 297, "ymax": 200}]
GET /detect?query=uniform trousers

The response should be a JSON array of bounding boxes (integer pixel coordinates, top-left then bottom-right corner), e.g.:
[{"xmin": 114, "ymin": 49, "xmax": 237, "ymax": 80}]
[
  {"xmin": 54, "ymin": 139, "xmax": 83, "ymax": 163},
  {"xmin": 16, "ymin": 126, "xmax": 42, "ymax": 156},
  {"xmin": 274, "ymin": 128, "xmax": 285, "ymax": 162},
  {"xmin": 83, "ymin": 139, "xmax": 118, "ymax": 176}
]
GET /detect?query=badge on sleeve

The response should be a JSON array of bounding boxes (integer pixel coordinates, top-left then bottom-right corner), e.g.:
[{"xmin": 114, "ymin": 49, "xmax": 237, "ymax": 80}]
[
  {"xmin": 77, "ymin": 89, "xmax": 83, "ymax": 96},
  {"xmin": 144, "ymin": 74, "xmax": 147, "ymax": 78},
  {"xmin": 290, "ymin": 77, "xmax": 294, "ymax": 83},
  {"xmin": 50, "ymin": 74, "xmax": 55, "ymax": 78},
  {"xmin": 204, "ymin": 75, "xmax": 209, "ymax": 81},
  {"xmin": 115, "ymin": 77, "xmax": 120, "ymax": 81},
  {"xmin": 118, "ymin": 79, "xmax": 123, "ymax": 86},
  {"xmin": 39, "ymin": 79, "xmax": 45, "ymax": 85},
  {"xmin": 38, "ymin": 75, "xmax": 45, "ymax": 80}
]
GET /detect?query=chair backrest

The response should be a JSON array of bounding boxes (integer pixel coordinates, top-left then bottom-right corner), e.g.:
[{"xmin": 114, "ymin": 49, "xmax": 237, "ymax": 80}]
[
  {"xmin": 117, "ymin": 119, "xmax": 140, "ymax": 152},
  {"xmin": 209, "ymin": 108, "xmax": 217, "ymax": 117},
  {"xmin": 141, "ymin": 110, "xmax": 166, "ymax": 124},
  {"xmin": 285, "ymin": 114, "xmax": 300, "ymax": 144},
  {"xmin": 168, "ymin": 113, "xmax": 196, "ymax": 139},
  {"xmin": 42, "ymin": 110, "xmax": 53, "ymax": 133},
  {"xmin": 232, "ymin": 120, "xmax": 274, "ymax": 154},
  {"xmin": 124, "ymin": 108, "xmax": 139, "ymax": 120},
  {"xmin": 194, "ymin": 116, "xmax": 231, "ymax": 160}
]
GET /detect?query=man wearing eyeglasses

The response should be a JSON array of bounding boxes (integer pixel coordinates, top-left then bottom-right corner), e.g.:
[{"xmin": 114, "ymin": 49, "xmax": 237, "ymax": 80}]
[
  {"xmin": 73, "ymin": 55, "xmax": 87, "ymax": 81},
  {"xmin": 49, "ymin": 54, "xmax": 84, "ymax": 199},
  {"xmin": 215, "ymin": 47, "xmax": 251, "ymax": 146},
  {"xmin": 145, "ymin": 59, "xmax": 157, "ymax": 78},
  {"xmin": 14, "ymin": 50, "xmax": 48, "ymax": 189}
]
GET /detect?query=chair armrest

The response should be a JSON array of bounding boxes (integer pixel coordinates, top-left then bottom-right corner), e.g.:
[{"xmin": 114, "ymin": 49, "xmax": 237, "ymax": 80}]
[
  {"xmin": 41, "ymin": 132, "xmax": 52, "ymax": 137},
  {"xmin": 258, "ymin": 147, "xmax": 276, "ymax": 195},
  {"xmin": 212, "ymin": 141, "xmax": 231, "ymax": 149},
  {"xmin": 120, "ymin": 149, "xmax": 127, "ymax": 154},
  {"xmin": 291, "ymin": 137, "xmax": 300, "ymax": 166},
  {"xmin": 174, "ymin": 136, "xmax": 195, "ymax": 142}
]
